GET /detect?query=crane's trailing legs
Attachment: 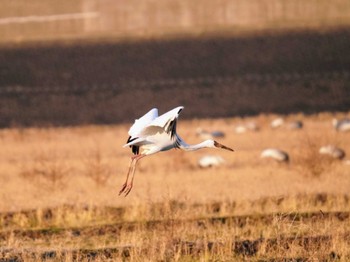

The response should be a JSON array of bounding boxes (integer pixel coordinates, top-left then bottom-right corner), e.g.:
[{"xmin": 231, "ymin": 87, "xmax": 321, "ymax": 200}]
[{"xmin": 119, "ymin": 154, "xmax": 145, "ymax": 196}]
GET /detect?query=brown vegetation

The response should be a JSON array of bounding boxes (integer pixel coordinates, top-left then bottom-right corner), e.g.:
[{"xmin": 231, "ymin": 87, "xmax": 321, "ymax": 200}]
[{"xmin": 0, "ymin": 112, "xmax": 349, "ymax": 260}]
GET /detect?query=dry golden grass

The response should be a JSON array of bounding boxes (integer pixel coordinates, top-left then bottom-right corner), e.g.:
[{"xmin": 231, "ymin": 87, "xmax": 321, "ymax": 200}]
[{"xmin": 0, "ymin": 112, "xmax": 350, "ymax": 260}]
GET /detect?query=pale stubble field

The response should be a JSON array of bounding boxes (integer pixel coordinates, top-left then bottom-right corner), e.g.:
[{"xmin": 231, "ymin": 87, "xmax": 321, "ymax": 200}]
[{"xmin": 0, "ymin": 112, "xmax": 349, "ymax": 261}]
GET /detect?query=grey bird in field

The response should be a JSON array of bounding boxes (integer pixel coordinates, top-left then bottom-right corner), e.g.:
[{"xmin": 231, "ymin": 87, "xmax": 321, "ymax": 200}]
[
  {"xmin": 288, "ymin": 120, "xmax": 303, "ymax": 130},
  {"xmin": 332, "ymin": 118, "xmax": 350, "ymax": 132},
  {"xmin": 270, "ymin": 118, "xmax": 284, "ymax": 129},
  {"xmin": 246, "ymin": 121, "xmax": 260, "ymax": 132},
  {"xmin": 196, "ymin": 128, "xmax": 225, "ymax": 140},
  {"xmin": 234, "ymin": 121, "xmax": 259, "ymax": 134},
  {"xmin": 234, "ymin": 124, "xmax": 247, "ymax": 134},
  {"xmin": 260, "ymin": 148, "xmax": 289, "ymax": 163},
  {"xmin": 319, "ymin": 145, "xmax": 346, "ymax": 160},
  {"xmin": 198, "ymin": 155, "xmax": 225, "ymax": 168}
]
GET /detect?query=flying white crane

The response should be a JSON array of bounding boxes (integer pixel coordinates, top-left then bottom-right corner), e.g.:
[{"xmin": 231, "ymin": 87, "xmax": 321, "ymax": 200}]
[{"xmin": 119, "ymin": 106, "xmax": 234, "ymax": 196}]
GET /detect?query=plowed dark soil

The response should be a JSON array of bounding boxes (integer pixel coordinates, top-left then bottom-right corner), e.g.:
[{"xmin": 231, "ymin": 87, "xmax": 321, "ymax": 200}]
[{"xmin": 0, "ymin": 28, "xmax": 350, "ymax": 127}]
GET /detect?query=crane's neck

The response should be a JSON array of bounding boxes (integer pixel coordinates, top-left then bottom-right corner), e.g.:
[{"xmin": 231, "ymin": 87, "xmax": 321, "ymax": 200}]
[{"xmin": 176, "ymin": 136, "xmax": 214, "ymax": 151}]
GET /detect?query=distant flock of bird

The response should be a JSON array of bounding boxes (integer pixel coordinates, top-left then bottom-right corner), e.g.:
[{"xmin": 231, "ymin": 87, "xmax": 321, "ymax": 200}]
[
  {"xmin": 120, "ymin": 106, "xmax": 349, "ymax": 196},
  {"xmin": 198, "ymin": 116, "xmax": 349, "ymax": 168}
]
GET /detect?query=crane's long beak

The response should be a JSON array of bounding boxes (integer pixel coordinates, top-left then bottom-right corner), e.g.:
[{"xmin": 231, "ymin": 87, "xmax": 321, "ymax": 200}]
[{"xmin": 214, "ymin": 141, "xmax": 234, "ymax": 152}]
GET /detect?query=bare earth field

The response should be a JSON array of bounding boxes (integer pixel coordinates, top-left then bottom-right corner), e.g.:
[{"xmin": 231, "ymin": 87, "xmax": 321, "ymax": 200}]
[
  {"xmin": 0, "ymin": 112, "xmax": 349, "ymax": 261},
  {"xmin": 1, "ymin": 29, "xmax": 350, "ymax": 127}
]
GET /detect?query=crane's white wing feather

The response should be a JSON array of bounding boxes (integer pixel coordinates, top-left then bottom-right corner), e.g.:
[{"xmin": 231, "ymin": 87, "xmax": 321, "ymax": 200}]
[
  {"xmin": 123, "ymin": 106, "xmax": 184, "ymax": 148},
  {"xmin": 128, "ymin": 108, "xmax": 158, "ymax": 136},
  {"xmin": 123, "ymin": 126, "xmax": 165, "ymax": 148},
  {"xmin": 148, "ymin": 106, "xmax": 184, "ymax": 128}
]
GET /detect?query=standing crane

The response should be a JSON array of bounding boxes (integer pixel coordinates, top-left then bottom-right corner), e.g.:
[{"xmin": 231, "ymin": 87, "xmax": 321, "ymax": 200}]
[
  {"xmin": 119, "ymin": 106, "xmax": 234, "ymax": 196},
  {"xmin": 333, "ymin": 118, "xmax": 350, "ymax": 132},
  {"xmin": 260, "ymin": 148, "xmax": 289, "ymax": 163},
  {"xmin": 319, "ymin": 145, "xmax": 346, "ymax": 160}
]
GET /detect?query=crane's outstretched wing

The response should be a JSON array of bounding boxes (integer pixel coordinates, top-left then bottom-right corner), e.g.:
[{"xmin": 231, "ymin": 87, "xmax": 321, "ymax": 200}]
[
  {"xmin": 123, "ymin": 106, "xmax": 184, "ymax": 149},
  {"xmin": 128, "ymin": 108, "xmax": 158, "ymax": 137},
  {"xmin": 141, "ymin": 106, "xmax": 184, "ymax": 139},
  {"xmin": 148, "ymin": 106, "xmax": 183, "ymax": 129},
  {"xmin": 125, "ymin": 108, "xmax": 158, "ymax": 154}
]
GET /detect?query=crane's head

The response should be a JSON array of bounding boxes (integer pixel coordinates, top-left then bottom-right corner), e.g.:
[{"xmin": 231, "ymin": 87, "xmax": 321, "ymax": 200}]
[{"xmin": 213, "ymin": 140, "xmax": 234, "ymax": 152}]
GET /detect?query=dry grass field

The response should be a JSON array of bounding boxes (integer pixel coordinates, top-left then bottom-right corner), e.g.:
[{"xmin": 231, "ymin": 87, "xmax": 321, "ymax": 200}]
[{"xmin": 0, "ymin": 112, "xmax": 350, "ymax": 261}]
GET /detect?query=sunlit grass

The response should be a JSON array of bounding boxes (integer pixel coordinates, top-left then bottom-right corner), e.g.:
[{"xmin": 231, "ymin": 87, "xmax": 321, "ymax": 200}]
[{"xmin": 0, "ymin": 112, "xmax": 349, "ymax": 260}]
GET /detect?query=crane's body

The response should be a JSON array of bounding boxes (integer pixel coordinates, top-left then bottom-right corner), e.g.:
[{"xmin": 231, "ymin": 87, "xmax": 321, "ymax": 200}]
[
  {"xmin": 198, "ymin": 155, "xmax": 225, "ymax": 168},
  {"xmin": 260, "ymin": 148, "xmax": 289, "ymax": 163},
  {"xmin": 333, "ymin": 118, "xmax": 350, "ymax": 132},
  {"xmin": 119, "ymin": 106, "xmax": 234, "ymax": 196},
  {"xmin": 319, "ymin": 145, "xmax": 346, "ymax": 160}
]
